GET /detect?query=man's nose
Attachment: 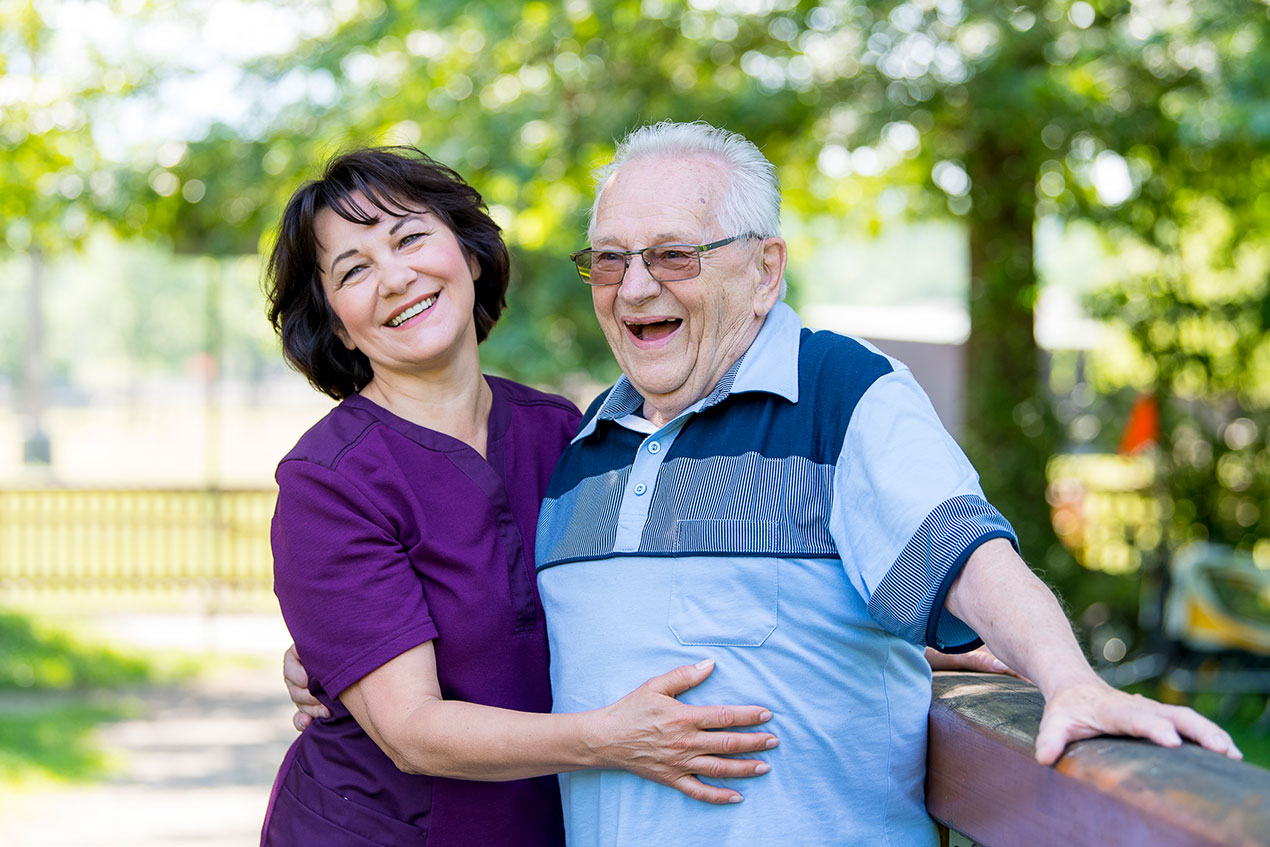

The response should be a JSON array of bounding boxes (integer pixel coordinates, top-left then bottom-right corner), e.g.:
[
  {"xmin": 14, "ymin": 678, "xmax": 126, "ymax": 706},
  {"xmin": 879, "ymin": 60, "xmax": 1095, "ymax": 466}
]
[{"xmin": 617, "ymin": 254, "xmax": 661, "ymax": 302}]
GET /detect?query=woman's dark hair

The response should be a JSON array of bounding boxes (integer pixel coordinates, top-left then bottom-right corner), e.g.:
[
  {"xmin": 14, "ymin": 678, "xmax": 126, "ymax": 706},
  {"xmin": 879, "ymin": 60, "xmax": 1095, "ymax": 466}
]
[{"xmin": 264, "ymin": 146, "xmax": 510, "ymax": 400}]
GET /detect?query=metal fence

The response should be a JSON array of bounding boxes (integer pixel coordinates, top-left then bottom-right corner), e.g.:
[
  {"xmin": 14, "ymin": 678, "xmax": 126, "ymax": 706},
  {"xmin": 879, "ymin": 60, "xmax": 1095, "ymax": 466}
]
[{"xmin": 0, "ymin": 489, "xmax": 276, "ymax": 593}]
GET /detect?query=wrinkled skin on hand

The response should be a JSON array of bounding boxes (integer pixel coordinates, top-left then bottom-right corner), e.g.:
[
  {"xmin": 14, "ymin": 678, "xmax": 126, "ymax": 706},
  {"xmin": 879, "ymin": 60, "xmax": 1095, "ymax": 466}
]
[
  {"xmin": 1034, "ymin": 679, "xmax": 1241, "ymax": 766},
  {"xmin": 587, "ymin": 659, "xmax": 777, "ymax": 804}
]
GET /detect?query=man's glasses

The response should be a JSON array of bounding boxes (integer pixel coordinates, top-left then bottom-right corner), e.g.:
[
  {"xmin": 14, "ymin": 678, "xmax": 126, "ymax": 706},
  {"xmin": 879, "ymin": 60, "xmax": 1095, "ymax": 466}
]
[{"xmin": 569, "ymin": 233, "xmax": 758, "ymax": 286}]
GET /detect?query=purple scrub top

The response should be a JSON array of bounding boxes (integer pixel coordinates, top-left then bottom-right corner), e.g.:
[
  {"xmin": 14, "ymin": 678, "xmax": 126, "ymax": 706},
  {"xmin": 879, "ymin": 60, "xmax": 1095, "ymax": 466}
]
[{"xmin": 262, "ymin": 377, "xmax": 580, "ymax": 846}]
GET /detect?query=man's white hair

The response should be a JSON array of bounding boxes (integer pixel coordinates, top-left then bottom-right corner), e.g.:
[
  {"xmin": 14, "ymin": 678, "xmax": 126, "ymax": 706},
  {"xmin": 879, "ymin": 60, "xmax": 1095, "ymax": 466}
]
[{"xmin": 587, "ymin": 120, "xmax": 782, "ymax": 243}]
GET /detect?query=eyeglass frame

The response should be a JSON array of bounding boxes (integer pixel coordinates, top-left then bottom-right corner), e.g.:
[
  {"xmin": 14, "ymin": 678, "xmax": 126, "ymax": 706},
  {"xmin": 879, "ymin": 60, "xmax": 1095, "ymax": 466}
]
[{"xmin": 568, "ymin": 233, "xmax": 761, "ymax": 286}]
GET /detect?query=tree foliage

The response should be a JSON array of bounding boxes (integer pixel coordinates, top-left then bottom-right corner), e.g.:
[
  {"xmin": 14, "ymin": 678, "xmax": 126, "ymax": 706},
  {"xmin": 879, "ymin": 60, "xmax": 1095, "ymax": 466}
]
[{"xmin": 10, "ymin": 1, "xmax": 1270, "ymax": 626}]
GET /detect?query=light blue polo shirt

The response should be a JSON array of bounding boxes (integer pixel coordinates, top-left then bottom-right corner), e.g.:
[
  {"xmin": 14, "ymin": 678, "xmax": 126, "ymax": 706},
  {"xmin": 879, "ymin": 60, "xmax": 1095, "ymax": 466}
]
[{"xmin": 536, "ymin": 302, "xmax": 1016, "ymax": 846}]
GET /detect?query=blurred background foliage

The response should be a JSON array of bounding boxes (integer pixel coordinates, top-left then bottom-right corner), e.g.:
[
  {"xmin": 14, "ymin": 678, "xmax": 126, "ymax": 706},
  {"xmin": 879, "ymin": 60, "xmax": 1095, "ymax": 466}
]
[{"xmin": 3, "ymin": 0, "xmax": 1270, "ymax": 681}]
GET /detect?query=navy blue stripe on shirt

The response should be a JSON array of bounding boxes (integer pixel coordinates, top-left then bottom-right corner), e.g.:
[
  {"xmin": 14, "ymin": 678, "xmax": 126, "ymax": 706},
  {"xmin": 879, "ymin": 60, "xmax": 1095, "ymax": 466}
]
[
  {"xmin": 639, "ymin": 453, "xmax": 838, "ymax": 556},
  {"xmin": 867, "ymin": 494, "xmax": 1016, "ymax": 648},
  {"xmin": 538, "ymin": 327, "xmax": 899, "ymax": 570}
]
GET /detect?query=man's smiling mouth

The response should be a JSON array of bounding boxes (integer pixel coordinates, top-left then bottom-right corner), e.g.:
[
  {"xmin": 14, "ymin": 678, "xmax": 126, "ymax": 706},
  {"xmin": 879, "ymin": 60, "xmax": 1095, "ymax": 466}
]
[
  {"xmin": 625, "ymin": 318, "xmax": 682, "ymax": 341},
  {"xmin": 387, "ymin": 295, "xmax": 437, "ymax": 327}
]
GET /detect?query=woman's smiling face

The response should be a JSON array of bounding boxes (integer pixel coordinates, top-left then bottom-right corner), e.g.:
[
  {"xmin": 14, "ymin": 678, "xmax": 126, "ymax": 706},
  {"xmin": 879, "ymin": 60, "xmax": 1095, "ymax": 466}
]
[{"xmin": 316, "ymin": 192, "xmax": 481, "ymax": 382}]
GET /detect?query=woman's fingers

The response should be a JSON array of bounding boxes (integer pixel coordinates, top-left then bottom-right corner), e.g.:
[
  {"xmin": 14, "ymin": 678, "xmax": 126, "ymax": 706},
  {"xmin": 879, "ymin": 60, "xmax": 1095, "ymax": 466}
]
[
  {"xmin": 283, "ymin": 644, "xmax": 330, "ymax": 724},
  {"xmin": 643, "ymin": 658, "xmax": 717, "ymax": 698},
  {"xmin": 664, "ymin": 756, "xmax": 773, "ymax": 804},
  {"xmin": 681, "ymin": 726, "xmax": 779, "ymax": 756},
  {"xmin": 283, "ymin": 644, "xmax": 310, "ymax": 690},
  {"xmin": 596, "ymin": 660, "xmax": 779, "ymax": 799},
  {"xmin": 641, "ymin": 661, "xmax": 775, "ymax": 731},
  {"xmin": 692, "ymin": 704, "xmax": 775, "ymax": 730},
  {"xmin": 668, "ymin": 775, "xmax": 745, "ymax": 805}
]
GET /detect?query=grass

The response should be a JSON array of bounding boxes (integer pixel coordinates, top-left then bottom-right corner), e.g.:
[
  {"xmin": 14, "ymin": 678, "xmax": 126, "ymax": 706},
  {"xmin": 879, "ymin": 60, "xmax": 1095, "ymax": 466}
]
[
  {"xmin": 0, "ymin": 699, "xmax": 138, "ymax": 787},
  {"xmin": 0, "ymin": 610, "xmax": 187, "ymax": 787},
  {"xmin": 0, "ymin": 611, "xmax": 157, "ymax": 690}
]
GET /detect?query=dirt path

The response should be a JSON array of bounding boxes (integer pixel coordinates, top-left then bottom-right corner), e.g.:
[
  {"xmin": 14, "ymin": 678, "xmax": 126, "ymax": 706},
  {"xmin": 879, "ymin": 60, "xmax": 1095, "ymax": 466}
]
[{"xmin": 0, "ymin": 614, "xmax": 298, "ymax": 847}]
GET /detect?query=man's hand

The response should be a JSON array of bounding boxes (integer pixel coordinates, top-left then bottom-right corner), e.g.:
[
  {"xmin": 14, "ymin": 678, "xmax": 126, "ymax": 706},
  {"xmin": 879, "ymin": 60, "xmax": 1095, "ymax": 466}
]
[
  {"xmin": 284, "ymin": 643, "xmax": 329, "ymax": 731},
  {"xmin": 946, "ymin": 538, "xmax": 1242, "ymax": 766},
  {"xmin": 591, "ymin": 659, "xmax": 778, "ymax": 804},
  {"xmin": 1034, "ymin": 677, "xmax": 1242, "ymax": 765}
]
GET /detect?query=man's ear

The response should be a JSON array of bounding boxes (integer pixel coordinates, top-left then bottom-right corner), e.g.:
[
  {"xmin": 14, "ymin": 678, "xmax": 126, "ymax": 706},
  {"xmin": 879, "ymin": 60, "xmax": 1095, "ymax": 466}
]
[{"xmin": 752, "ymin": 236, "xmax": 787, "ymax": 318}]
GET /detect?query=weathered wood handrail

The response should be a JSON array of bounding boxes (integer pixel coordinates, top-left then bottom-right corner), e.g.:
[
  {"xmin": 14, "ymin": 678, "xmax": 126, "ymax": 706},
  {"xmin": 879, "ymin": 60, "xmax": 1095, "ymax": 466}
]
[{"xmin": 926, "ymin": 672, "xmax": 1270, "ymax": 846}]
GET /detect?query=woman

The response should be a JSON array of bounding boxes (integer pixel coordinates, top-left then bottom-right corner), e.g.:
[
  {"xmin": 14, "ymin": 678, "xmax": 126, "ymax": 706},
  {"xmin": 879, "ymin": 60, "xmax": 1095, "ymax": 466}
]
[{"xmin": 259, "ymin": 147, "xmax": 776, "ymax": 847}]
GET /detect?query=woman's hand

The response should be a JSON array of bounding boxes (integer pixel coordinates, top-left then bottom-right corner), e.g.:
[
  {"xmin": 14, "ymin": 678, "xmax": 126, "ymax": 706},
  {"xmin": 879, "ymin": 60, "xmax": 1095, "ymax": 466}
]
[
  {"xmin": 284, "ymin": 643, "xmax": 330, "ymax": 731},
  {"xmin": 924, "ymin": 645, "xmax": 1025, "ymax": 680},
  {"xmin": 589, "ymin": 659, "xmax": 778, "ymax": 805}
]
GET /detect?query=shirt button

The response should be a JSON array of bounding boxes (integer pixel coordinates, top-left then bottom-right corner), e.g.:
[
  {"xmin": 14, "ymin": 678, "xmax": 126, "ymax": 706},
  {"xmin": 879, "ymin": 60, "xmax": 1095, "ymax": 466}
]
[
  {"xmin": 648, "ymin": 441, "xmax": 661, "ymax": 454},
  {"xmin": 633, "ymin": 483, "xmax": 647, "ymax": 496}
]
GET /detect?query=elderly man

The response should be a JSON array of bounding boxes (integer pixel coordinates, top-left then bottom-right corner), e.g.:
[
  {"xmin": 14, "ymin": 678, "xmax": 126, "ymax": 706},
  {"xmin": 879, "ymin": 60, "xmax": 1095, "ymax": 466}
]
[{"xmin": 531, "ymin": 121, "xmax": 1239, "ymax": 845}]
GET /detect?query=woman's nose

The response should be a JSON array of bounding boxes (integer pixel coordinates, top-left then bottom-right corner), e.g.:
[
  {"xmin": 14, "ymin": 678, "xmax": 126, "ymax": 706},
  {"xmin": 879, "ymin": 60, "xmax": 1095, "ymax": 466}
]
[{"xmin": 380, "ymin": 257, "xmax": 415, "ymax": 293}]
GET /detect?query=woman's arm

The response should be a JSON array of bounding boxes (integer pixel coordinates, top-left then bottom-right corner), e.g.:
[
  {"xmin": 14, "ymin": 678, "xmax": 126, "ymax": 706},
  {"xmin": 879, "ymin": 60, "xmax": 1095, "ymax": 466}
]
[{"xmin": 332, "ymin": 641, "xmax": 775, "ymax": 805}]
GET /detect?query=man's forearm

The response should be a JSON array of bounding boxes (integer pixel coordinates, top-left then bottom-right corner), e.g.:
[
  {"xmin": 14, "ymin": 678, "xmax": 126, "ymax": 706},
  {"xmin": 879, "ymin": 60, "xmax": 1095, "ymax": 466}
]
[{"xmin": 943, "ymin": 537, "xmax": 1100, "ymax": 699}]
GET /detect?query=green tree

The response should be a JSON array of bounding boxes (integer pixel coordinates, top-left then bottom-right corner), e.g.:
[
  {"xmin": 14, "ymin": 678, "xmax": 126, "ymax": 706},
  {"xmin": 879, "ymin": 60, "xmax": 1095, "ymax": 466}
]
[
  {"xmin": 142, "ymin": 0, "xmax": 1270, "ymax": 609},
  {"xmin": 1, "ymin": 0, "xmax": 128, "ymax": 460}
]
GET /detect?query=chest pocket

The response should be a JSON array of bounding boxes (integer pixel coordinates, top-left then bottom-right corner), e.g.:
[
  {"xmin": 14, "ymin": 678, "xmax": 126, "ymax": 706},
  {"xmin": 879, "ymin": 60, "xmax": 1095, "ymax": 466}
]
[{"xmin": 668, "ymin": 520, "xmax": 779, "ymax": 647}]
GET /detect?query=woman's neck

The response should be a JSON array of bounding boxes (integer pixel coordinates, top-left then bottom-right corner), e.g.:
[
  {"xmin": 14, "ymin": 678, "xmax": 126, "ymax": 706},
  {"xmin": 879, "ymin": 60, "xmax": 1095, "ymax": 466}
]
[{"xmin": 360, "ymin": 351, "xmax": 493, "ymax": 458}]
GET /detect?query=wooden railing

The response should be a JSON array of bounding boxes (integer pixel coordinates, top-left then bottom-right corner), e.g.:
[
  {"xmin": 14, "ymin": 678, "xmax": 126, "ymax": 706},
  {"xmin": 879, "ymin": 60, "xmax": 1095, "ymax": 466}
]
[
  {"xmin": 927, "ymin": 672, "xmax": 1270, "ymax": 846},
  {"xmin": 0, "ymin": 488, "xmax": 275, "ymax": 593}
]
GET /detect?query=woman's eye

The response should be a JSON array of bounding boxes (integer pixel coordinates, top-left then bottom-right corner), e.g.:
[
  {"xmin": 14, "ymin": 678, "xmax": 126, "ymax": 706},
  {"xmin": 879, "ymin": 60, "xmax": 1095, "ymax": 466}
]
[
  {"xmin": 400, "ymin": 231, "xmax": 428, "ymax": 248},
  {"xmin": 339, "ymin": 264, "xmax": 367, "ymax": 285}
]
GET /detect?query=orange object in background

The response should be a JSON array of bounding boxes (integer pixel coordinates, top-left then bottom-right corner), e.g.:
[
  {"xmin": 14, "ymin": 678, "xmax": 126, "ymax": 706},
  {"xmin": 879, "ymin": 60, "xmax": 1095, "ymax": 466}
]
[{"xmin": 1118, "ymin": 393, "xmax": 1160, "ymax": 455}]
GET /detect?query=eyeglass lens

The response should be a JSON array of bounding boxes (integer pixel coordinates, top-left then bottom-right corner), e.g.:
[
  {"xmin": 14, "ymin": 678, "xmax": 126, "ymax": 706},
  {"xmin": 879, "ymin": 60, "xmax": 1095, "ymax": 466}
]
[{"xmin": 582, "ymin": 247, "xmax": 700, "ymax": 285}]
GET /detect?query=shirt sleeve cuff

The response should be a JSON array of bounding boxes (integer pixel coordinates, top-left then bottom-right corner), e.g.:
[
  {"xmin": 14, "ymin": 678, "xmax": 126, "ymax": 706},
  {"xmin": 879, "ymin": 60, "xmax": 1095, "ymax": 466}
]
[{"xmin": 867, "ymin": 495, "xmax": 1017, "ymax": 648}]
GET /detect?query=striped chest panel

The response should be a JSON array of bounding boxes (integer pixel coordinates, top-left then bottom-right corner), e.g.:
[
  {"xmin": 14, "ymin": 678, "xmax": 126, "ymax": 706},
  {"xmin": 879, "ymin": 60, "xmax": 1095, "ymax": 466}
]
[{"xmin": 536, "ymin": 329, "xmax": 894, "ymax": 569}]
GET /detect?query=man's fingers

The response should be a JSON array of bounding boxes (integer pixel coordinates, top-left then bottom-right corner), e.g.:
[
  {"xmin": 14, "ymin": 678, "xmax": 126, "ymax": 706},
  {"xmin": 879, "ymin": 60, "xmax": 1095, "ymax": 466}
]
[
  {"xmin": 1034, "ymin": 710, "xmax": 1078, "ymax": 766},
  {"xmin": 293, "ymin": 710, "xmax": 312, "ymax": 732},
  {"xmin": 1161, "ymin": 705, "xmax": 1242, "ymax": 759},
  {"xmin": 1140, "ymin": 716, "xmax": 1183, "ymax": 749},
  {"xmin": 1034, "ymin": 688, "xmax": 1246, "ymax": 766}
]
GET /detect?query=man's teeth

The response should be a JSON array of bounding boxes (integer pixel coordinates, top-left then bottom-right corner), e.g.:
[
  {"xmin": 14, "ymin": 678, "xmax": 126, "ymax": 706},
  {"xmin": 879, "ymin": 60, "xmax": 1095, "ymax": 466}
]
[{"xmin": 388, "ymin": 295, "xmax": 436, "ymax": 327}]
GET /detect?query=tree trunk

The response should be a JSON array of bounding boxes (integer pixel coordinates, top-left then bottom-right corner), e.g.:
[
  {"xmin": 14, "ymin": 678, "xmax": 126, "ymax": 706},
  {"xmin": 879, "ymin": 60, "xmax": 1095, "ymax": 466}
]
[
  {"xmin": 961, "ymin": 137, "xmax": 1058, "ymax": 566},
  {"xmin": 22, "ymin": 247, "xmax": 51, "ymax": 466}
]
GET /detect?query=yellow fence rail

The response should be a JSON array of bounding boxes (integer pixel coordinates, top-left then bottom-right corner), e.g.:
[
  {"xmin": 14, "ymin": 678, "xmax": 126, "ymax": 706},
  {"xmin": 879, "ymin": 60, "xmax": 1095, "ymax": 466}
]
[{"xmin": 0, "ymin": 489, "xmax": 276, "ymax": 593}]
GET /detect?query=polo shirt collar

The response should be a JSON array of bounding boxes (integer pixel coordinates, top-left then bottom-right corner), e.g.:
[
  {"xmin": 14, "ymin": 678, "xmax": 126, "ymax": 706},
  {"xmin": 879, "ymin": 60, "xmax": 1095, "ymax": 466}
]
[{"xmin": 572, "ymin": 300, "xmax": 803, "ymax": 443}]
